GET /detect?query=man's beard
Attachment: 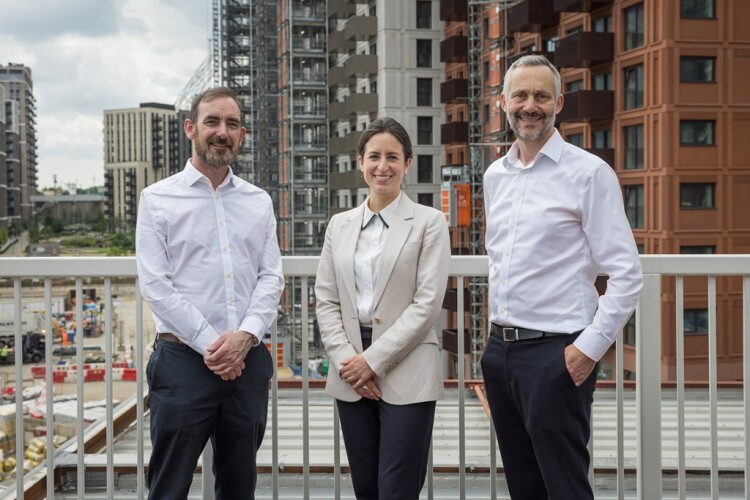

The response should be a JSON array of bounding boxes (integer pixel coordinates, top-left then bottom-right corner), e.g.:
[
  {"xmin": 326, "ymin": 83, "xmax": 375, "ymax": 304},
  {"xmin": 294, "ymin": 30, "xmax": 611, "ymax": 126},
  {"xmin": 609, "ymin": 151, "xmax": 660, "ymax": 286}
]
[
  {"xmin": 508, "ymin": 110, "xmax": 556, "ymax": 142},
  {"xmin": 197, "ymin": 137, "xmax": 238, "ymax": 169}
]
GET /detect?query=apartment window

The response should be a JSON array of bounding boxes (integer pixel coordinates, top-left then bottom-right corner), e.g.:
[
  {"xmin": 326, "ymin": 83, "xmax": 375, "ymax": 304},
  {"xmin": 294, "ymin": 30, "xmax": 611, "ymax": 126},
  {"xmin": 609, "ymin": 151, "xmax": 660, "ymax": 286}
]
[
  {"xmin": 680, "ymin": 57, "xmax": 715, "ymax": 82},
  {"xmin": 680, "ymin": 245, "xmax": 716, "ymax": 254},
  {"xmin": 624, "ymin": 3, "xmax": 644, "ymax": 50},
  {"xmin": 592, "ymin": 129, "xmax": 612, "ymax": 149},
  {"xmin": 484, "ymin": 104, "xmax": 490, "ymax": 124},
  {"xmin": 417, "ymin": 155, "xmax": 433, "ymax": 183},
  {"xmin": 623, "ymin": 124, "xmax": 644, "ymax": 169},
  {"xmin": 416, "ymin": 0, "xmax": 432, "ymax": 29},
  {"xmin": 680, "ymin": 120, "xmax": 715, "ymax": 146},
  {"xmin": 370, "ymin": 80, "xmax": 377, "ymax": 94},
  {"xmin": 684, "ymin": 309, "xmax": 708, "ymax": 335},
  {"xmin": 680, "ymin": 183, "xmax": 715, "ymax": 208},
  {"xmin": 568, "ymin": 133, "xmax": 584, "ymax": 148},
  {"xmin": 593, "ymin": 15, "xmax": 613, "ymax": 33},
  {"xmin": 567, "ymin": 80, "xmax": 583, "ymax": 92},
  {"xmin": 417, "ymin": 78, "xmax": 432, "ymax": 106},
  {"xmin": 417, "ymin": 117, "xmax": 433, "ymax": 144},
  {"xmin": 370, "ymin": 42, "xmax": 377, "ymax": 55},
  {"xmin": 416, "ymin": 39, "xmax": 432, "ymax": 68},
  {"xmin": 624, "ymin": 64, "xmax": 644, "ymax": 110},
  {"xmin": 418, "ymin": 193, "xmax": 434, "ymax": 207},
  {"xmin": 681, "ymin": 0, "xmax": 715, "ymax": 18},
  {"xmin": 484, "ymin": 61, "xmax": 490, "ymax": 82},
  {"xmin": 624, "ymin": 185, "xmax": 644, "ymax": 229},
  {"xmin": 592, "ymin": 72, "xmax": 612, "ymax": 91}
]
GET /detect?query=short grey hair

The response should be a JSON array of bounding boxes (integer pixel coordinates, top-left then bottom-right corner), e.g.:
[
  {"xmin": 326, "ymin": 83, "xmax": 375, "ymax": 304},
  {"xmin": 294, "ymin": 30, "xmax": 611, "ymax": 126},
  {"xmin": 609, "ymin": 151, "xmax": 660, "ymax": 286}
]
[{"xmin": 503, "ymin": 54, "xmax": 561, "ymax": 99}]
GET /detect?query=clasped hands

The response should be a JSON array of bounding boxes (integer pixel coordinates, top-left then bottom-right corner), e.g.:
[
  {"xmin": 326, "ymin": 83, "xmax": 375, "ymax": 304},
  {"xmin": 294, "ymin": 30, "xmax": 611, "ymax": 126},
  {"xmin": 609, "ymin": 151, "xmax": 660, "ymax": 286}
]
[
  {"xmin": 204, "ymin": 331, "xmax": 255, "ymax": 381},
  {"xmin": 340, "ymin": 354, "xmax": 381, "ymax": 400}
]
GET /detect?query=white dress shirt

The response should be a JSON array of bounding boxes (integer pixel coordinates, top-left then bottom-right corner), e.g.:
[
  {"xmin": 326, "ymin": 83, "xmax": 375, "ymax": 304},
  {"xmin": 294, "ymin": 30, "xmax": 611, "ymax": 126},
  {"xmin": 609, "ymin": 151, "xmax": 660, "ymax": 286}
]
[
  {"xmin": 136, "ymin": 160, "xmax": 284, "ymax": 356},
  {"xmin": 484, "ymin": 130, "xmax": 643, "ymax": 361},
  {"xmin": 354, "ymin": 192, "xmax": 402, "ymax": 326}
]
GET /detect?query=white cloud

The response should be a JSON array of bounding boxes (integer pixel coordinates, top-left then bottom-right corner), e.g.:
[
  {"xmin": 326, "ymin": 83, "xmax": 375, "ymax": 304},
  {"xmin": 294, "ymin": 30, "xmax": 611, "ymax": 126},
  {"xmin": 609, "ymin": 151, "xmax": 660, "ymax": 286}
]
[{"xmin": 0, "ymin": 0, "xmax": 210, "ymax": 188}]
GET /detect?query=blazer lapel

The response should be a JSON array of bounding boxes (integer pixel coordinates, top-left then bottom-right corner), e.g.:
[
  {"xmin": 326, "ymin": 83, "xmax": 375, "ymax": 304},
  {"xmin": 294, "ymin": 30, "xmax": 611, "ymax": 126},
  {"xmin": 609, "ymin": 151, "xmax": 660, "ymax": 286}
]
[
  {"xmin": 338, "ymin": 204, "xmax": 365, "ymax": 313},
  {"xmin": 372, "ymin": 195, "xmax": 415, "ymax": 309}
]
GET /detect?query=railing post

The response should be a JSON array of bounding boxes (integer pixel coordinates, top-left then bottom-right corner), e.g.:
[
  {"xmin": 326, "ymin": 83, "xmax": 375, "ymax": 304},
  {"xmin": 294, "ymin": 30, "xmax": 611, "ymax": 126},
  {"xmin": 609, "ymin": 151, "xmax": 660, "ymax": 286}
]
[{"xmin": 636, "ymin": 273, "xmax": 662, "ymax": 499}]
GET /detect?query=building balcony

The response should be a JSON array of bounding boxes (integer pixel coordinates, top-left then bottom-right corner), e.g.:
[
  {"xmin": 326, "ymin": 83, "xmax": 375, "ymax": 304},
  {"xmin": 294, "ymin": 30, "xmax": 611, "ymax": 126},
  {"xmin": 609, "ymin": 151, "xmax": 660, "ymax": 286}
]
[
  {"xmin": 0, "ymin": 255, "xmax": 747, "ymax": 498},
  {"xmin": 440, "ymin": 35, "xmax": 468, "ymax": 63},
  {"xmin": 556, "ymin": 90, "xmax": 614, "ymax": 123},
  {"xmin": 440, "ymin": 78, "xmax": 469, "ymax": 103},
  {"xmin": 587, "ymin": 148, "xmax": 615, "ymax": 167},
  {"xmin": 327, "ymin": 0, "xmax": 355, "ymax": 18},
  {"xmin": 328, "ymin": 100, "xmax": 348, "ymax": 121},
  {"xmin": 344, "ymin": 54, "xmax": 377, "ymax": 79},
  {"xmin": 344, "ymin": 15, "xmax": 377, "ymax": 41},
  {"xmin": 328, "ymin": 130, "xmax": 362, "ymax": 156},
  {"xmin": 344, "ymin": 92, "xmax": 378, "ymax": 115},
  {"xmin": 328, "ymin": 29, "xmax": 355, "ymax": 53},
  {"xmin": 553, "ymin": 31, "xmax": 614, "ymax": 68},
  {"xmin": 328, "ymin": 65, "xmax": 353, "ymax": 87},
  {"xmin": 553, "ymin": 0, "xmax": 613, "ymax": 12},
  {"xmin": 440, "ymin": 0, "xmax": 468, "ymax": 22},
  {"xmin": 507, "ymin": 0, "xmax": 558, "ymax": 33},
  {"xmin": 441, "ymin": 121, "xmax": 469, "ymax": 144},
  {"xmin": 329, "ymin": 169, "xmax": 367, "ymax": 190}
]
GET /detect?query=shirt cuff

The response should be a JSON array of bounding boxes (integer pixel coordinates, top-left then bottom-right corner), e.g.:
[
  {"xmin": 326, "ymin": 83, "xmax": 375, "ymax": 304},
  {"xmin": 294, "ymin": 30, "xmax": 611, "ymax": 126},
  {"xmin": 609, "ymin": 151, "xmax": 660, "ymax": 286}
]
[
  {"xmin": 189, "ymin": 329, "xmax": 221, "ymax": 357},
  {"xmin": 572, "ymin": 327, "xmax": 611, "ymax": 362},
  {"xmin": 239, "ymin": 317, "xmax": 266, "ymax": 345}
]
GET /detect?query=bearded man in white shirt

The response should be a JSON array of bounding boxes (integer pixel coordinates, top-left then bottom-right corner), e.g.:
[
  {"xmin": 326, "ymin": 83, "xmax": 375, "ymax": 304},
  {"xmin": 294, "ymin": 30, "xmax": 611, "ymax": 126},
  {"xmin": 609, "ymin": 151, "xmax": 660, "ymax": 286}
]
[
  {"xmin": 136, "ymin": 87, "xmax": 284, "ymax": 499},
  {"xmin": 481, "ymin": 55, "xmax": 643, "ymax": 499}
]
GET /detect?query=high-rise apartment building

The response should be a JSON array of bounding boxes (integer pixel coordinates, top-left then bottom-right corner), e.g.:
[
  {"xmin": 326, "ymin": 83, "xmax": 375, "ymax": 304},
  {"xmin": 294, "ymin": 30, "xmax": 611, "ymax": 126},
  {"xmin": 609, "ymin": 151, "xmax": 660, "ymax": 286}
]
[
  {"xmin": 328, "ymin": 0, "xmax": 445, "ymax": 213},
  {"xmin": 0, "ymin": 63, "xmax": 38, "ymax": 225},
  {"xmin": 439, "ymin": 0, "xmax": 750, "ymax": 381},
  {"xmin": 103, "ymin": 103, "xmax": 190, "ymax": 229}
]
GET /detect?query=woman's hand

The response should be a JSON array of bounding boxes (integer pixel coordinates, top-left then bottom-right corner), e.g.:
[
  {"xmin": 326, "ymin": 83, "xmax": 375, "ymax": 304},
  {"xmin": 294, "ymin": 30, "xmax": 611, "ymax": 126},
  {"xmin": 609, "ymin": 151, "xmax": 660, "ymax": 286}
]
[{"xmin": 340, "ymin": 354, "xmax": 381, "ymax": 400}]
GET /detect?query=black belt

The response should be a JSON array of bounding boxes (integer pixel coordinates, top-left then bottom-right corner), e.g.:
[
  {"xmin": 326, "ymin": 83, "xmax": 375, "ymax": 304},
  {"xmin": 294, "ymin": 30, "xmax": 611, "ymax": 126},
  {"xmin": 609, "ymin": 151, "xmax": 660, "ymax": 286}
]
[
  {"xmin": 490, "ymin": 323, "xmax": 577, "ymax": 342},
  {"xmin": 156, "ymin": 332, "xmax": 186, "ymax": 346}
]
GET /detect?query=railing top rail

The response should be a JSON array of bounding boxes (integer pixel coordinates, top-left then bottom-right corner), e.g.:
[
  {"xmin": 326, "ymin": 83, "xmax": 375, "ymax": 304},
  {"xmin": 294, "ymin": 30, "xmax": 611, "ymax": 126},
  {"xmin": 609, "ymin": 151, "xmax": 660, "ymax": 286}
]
[{"xmin": 0, "ymin": 254, "xmax": 748, "ymax": 278}]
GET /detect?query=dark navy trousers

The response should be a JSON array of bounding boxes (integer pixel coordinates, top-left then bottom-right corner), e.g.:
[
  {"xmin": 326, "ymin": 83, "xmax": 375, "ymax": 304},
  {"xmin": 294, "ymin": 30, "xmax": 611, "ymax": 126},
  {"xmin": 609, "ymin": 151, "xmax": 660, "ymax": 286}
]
[
  {"xmin": 481, "ymin": 333, "xmax": 597, "ymax": 500},
  {"xmin": 146, "ymin": 339, "xmax": 273, "ymax": 500}
]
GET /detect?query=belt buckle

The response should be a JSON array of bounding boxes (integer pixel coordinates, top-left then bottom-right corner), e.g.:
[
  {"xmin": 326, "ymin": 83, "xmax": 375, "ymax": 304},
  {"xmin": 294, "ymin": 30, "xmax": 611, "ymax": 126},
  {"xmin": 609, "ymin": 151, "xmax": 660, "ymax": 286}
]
[{"xmin": 502, "ymin": 327, "xmax": 519, "ymax": 342}]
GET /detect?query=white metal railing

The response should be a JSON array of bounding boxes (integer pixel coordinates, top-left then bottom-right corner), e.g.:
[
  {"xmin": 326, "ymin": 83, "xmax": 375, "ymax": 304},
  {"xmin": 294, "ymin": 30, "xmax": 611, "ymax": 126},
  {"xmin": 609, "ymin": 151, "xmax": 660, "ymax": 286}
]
[{"xmin": 0, "ymin": 255, "xmax": 747, "ymax": 499}]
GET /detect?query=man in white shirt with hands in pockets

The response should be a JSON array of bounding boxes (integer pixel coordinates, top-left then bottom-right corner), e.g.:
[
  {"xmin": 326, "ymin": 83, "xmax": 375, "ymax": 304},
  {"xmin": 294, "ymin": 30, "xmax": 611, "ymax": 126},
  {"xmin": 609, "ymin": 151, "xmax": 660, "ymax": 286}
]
[
  {"xmin": 136, "ymin": 86, "xmax": 284, "ymax": 500},
  {"xmin": 481, "ymin": 55, "xmax": 643, "ymax": 500}
]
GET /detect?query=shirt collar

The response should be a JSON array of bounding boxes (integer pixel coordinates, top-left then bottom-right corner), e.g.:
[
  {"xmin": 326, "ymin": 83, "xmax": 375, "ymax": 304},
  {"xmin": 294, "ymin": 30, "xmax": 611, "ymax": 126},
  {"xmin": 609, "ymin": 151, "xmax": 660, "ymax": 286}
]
[
  {"xmin": 505, "ymin": 129, "xmax": 564, "ymax": 170},
  {"xmin": 184, "ymin": 159, "xmax": 236, "ymax": 188},
  {"xmin": 362, "ymin": 191, "xmax": 402, "ymax": 229}
]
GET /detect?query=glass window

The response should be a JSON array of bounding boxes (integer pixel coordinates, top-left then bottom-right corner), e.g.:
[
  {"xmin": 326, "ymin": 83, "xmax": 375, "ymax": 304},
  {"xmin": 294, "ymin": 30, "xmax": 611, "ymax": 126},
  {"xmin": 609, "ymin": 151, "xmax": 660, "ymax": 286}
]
[
  {"xmin": 680, "ymin": 183, "xmax": 715, "ymax": 208},
  {"xmin": 593, "ymin": 129, "xmax": 613, "ymax": 149},
  {"xmin": 417, "ymin": 117, "xmax": 433, "ymax": 145},
  {"xmin": 680, "ymin": 245, "xmax": 716, "ymax": 254},
  {"xmin": 416, "ymin": 0, "xmax": 432, "ymax": 29},
  {"xmin": 624, "ymin": 185, "xmax": 644, "ymax": 228},
  {"xmin": 624, "ymin": 64, "xmax": 644, "ymax": 110},
  {"xmin": 684, "ymin": 309, "xmax": 708, "ymax": 335},
  {"xmin": 418, "ymin": 192, "xmax": 434, "ymax": 207},
  {"xmin": 592, "ymin": 73, "xmax": 612, "ymax": 91},
  {"xmin": 680, "ymin": 120, "xmax": 715, "ymax": 145},
  {"xmin": 624, "ymin": 3, "xmax": 644, "ymax": 50},
  {"xmin": 416, "ymin": 39, "xmax": 432, "ymax": 68},
  {"xmin": 417, "ymin": 155, "xmax": 433, "ymax": 183},
  {"xmin": 567, "ymin": 133, "xmax": 584, "ymax": 147},
  {"xmin": 680, "ymin": 57, "xmax": 715, "ymax": 82},
  {"xmin": 567, "ymin": 80, "xmax": 584, "ymax": 92},
  {"xmin": 593, "ymin": 15, "xmax": 613, "ymax": 33},
  {"xmin": 417, "ymin": 78, "xmax": 432, "ymax": 106},
  {"xmin": 624, "ymin": 124, "xmax": 644, "ymax": 169},
  {"xmin": 681, "ymin": 0, "xmax": 715, "ymax": 18}
]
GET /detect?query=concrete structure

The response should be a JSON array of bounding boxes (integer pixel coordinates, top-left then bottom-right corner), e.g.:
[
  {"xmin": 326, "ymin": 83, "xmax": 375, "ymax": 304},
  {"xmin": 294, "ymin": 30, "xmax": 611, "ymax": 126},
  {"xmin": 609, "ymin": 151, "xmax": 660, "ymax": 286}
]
[
  {"xmin": 0, "ymin": 63, "xmax": 38, "ymax": 227},
  {"xmin": 328, "ymin": 1, "xmax": 445, "ymax": 214},
  {"xmin": 30, "ymin": 194, "xmax": 106, "ymax": 224},
  {"xmin": 438, "ymin": 0, "xmax": 750, "ymax": 382},
  {"xmin": 103, "ymin": 103, "xmax": 190, "ymax": 230}
]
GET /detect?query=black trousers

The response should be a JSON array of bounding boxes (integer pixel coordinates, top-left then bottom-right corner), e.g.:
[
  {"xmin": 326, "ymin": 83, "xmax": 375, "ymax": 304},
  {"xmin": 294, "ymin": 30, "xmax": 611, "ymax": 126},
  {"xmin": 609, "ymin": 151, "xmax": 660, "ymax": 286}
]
[
  {"xmin": 481, "ymin": 333, "xmax": 597, "ymax": 500},
  {"xmin": 146, "ymin": 339, "xmax": 273, "ymax": 500},
  {"xmin": 336, "ymin": 397, "xmax": 436, "ymax": 500}
]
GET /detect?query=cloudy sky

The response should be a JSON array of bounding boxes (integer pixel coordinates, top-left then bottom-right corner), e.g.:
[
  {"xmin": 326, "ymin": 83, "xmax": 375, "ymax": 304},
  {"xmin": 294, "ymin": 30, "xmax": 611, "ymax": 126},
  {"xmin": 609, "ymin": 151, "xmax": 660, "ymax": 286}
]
[{"xmin": 0, "ymin": 0, "xmax": 211, "ymax": 189}]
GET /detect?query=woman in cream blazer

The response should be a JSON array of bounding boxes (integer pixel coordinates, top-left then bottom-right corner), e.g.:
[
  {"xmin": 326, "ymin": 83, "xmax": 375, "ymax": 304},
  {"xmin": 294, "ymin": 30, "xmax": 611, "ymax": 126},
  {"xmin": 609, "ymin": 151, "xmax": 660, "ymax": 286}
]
[{"xmin": 315, "ymin": 118, "xmax": 451, "ymax": 500}]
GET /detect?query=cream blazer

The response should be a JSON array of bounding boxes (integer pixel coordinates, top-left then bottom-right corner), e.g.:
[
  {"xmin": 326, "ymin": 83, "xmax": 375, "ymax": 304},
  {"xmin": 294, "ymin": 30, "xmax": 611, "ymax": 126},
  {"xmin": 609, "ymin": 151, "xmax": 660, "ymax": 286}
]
[{"xmin": 315, "ymin": 194, "xmax": 451, "ymax": 404}]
